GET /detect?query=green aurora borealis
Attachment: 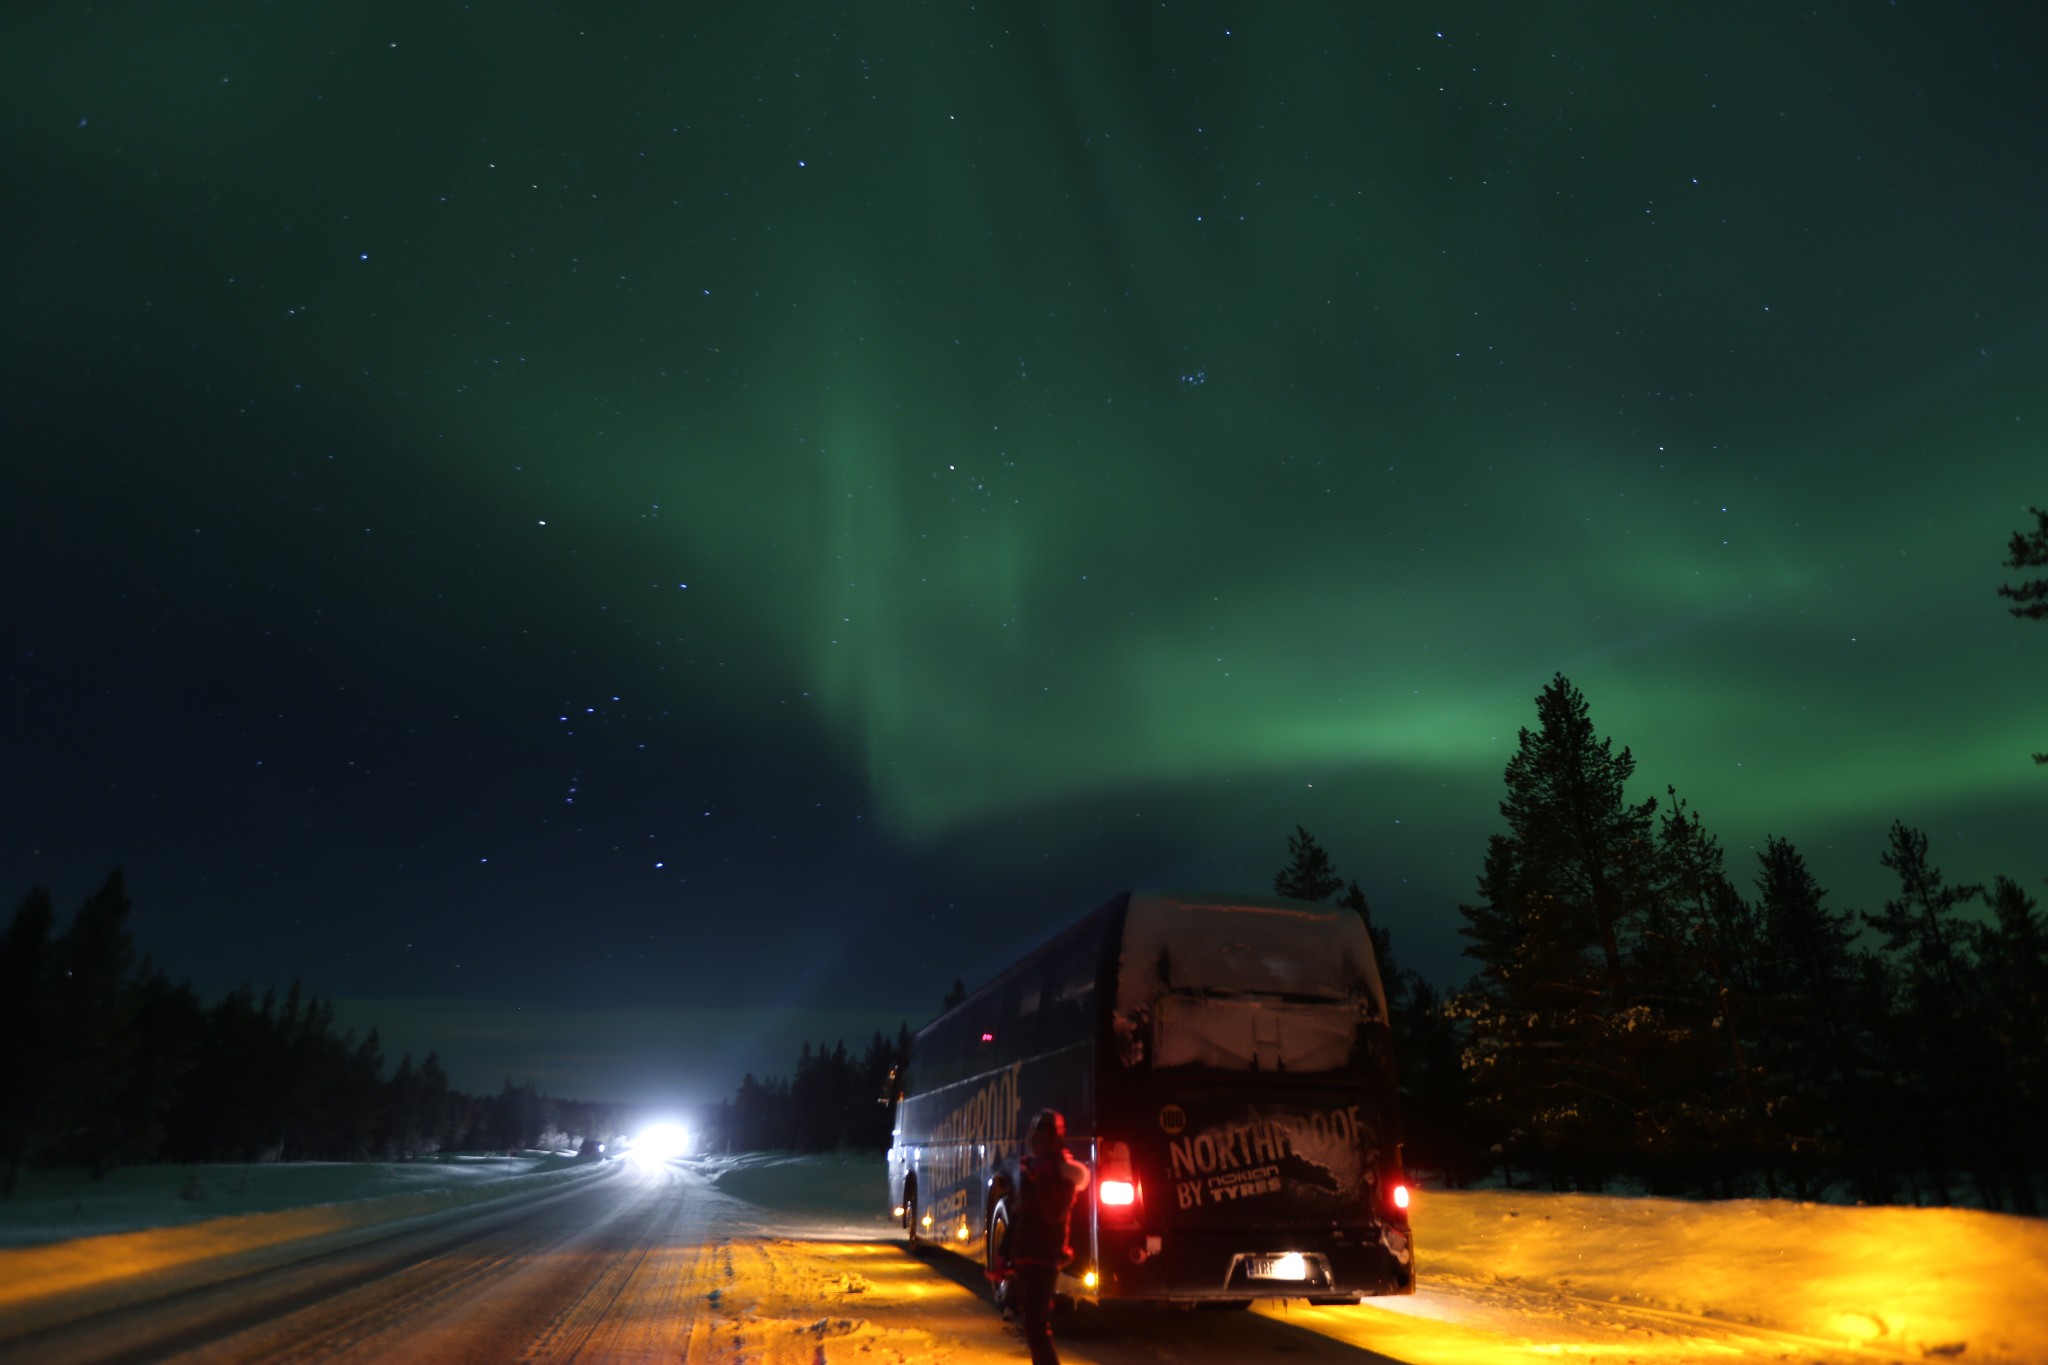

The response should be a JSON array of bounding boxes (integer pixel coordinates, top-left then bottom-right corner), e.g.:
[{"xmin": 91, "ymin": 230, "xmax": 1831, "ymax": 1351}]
[{"xmin": 4, "ymin": 4, "xmax": 2043, "ymax": 1101}]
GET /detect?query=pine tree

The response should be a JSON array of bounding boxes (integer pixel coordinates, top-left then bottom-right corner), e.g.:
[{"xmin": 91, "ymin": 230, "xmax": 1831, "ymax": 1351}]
[
  {"xmin": 1863, "ymin": 823, "xmax": 1987, "ymax": 1204},
  {"xmin": 1865, "ymin": 822, "xmax": 1981, "ymax": 1000},
  {"xmin": 1272, "ymin": 830, "xmax": 1397, "ymax": 999},
  {"xmin": 1998, "ymin": 506, "xmax": 2048, "ymax": 621},
  {"xmin": 414, "ymin": 1052, "xmax": 453, "ymax": 1155},
  {"xmin": 1643, "ymin": 790, "xmax": 1768, "ymax": 1193},
  {"xmin": 1338, "ymin": 879, "xmax": 1399, "ymax": 999},
  {"xmin": 114, "ymin": 968, "xmax": 200, "ymax": 1171},
  {"xmin": 54, "ymin": 872, "xmax": 140, "ymax": 1177},
  {"xmin": 1456, "ymin": 674, "xmax": 1660, "ymax": 1187},
  {"xmin": 1751, "ymin": 835, "xmax": 1865, "ymax": 1196},
  {"xmin": 941, "ymin": 979, "xmax": 968, "ymax": 1011},
  {"xmin": 0, "ymin": 888, "xmax": 59, "ymax": 1197},
  {"xmin": 1973, "ymin": 877, "xmax": 2047, "ymax": 1213},
  {"xmin": 1274, "ymin": 825, "xmax": 1344, "ymax": 903},
  {"xmin": 1998, "ymin": 506, "xmax": 2048, "ymax": 762}
]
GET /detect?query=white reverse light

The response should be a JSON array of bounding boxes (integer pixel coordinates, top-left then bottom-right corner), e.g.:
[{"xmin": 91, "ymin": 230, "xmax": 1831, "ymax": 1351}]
[{"xmin": 633, "ymin": 1121, "xmax": 690, "ymax": 1165}]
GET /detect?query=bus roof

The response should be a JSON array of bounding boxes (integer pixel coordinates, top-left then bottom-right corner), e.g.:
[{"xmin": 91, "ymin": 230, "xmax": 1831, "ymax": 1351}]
[{"xmin": 917, "ymin": 889, "xmax": 1388, "ymax": 1041}]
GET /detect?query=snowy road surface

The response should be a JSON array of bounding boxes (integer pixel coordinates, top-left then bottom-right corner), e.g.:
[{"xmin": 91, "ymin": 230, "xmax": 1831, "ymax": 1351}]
[{"xmin": 1, "ymin": 1156, "xmax": 2041, "ymax": 1363}]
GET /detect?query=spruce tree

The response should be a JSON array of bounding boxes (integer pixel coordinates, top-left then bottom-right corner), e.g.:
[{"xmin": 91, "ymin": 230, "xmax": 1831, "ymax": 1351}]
[
  {"xmin": 1338, "ymin": 879, "xmax": 1398, "ymax": 994},
  {"xmin": 54, "ymin": 872, "xmax": 140, "ymax": 1177},
  {"xmin": 1864, "ymin": 823, "xmax": 1986, "ymax": 1203},
  {"xmin": 1974, "ymin": 877, "xmax": 2046, "ymax": 1213},
  {"xmin": 415, "ymin": 1052, "xmax": 453, "ymax": 1154},
  {"xmin": 1273, "ymin": 829, "xmax": 1395, "ymax": 991},
  {"xmin": 1997, "ymin": 506, "xmax": 2048, "ymax": 761},
  {"xmin": 1997, "ymin": 505, "xmax": 2048, "ymax": 622},
  {"xmin": 1751, "ymin": 835, "xmax": 1866, "ymax": 1195},
  {"xmin": 0, "ymin": 889, "xmax": 58, "ymax": 1196},
  {"xmin": 1865, "ymin": 822, "xmax": 1981, "ymax": 999},
  {"xmin": 1274, "ymin": 825, "xmax": 1344, "ymax": 903},
  {"xmin": 1644, "ymin": 790, "xmax": 1767, "ymax": 1193},
  {"xmin": 1456, "ymin": 674, "xmax": 1659, "ymax": 1187}
]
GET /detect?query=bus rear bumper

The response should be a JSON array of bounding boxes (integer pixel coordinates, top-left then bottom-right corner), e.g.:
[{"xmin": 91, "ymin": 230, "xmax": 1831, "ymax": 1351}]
[{"xmin": 1089, "ymin": 1227, "xmax": 1414, "ymax": 1303}]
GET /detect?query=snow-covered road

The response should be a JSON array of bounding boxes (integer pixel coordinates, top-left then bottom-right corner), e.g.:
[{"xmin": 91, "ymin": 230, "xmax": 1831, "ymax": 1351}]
[{"xmin": 1, "ymin": 1156, "xmax": 2042, "ymax": 1363}]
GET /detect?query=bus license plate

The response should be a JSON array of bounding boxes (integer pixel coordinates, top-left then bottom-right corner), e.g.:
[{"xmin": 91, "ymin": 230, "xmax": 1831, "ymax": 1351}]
[{"xmin": 1247, "ymin": 1255, "xmax": 1307, "ymax": 1280}]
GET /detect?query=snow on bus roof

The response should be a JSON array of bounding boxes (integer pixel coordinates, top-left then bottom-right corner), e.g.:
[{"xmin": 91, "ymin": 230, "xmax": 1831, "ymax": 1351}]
[{"xmin": 1118, "ymin": 890, "xmax": 1387, "ymax": 1017}]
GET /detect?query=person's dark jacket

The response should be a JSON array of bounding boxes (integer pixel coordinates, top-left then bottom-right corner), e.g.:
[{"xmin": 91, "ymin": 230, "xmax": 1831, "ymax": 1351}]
[{"xmin": 1008, "ymin": 1148, "xmax": 1091, "ymax": 1265}]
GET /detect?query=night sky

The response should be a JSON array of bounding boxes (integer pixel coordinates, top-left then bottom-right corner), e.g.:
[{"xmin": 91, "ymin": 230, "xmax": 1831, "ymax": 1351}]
[{"xmin": 5, "ymin": 4, "xmax": 2043, "ymax": 1109}]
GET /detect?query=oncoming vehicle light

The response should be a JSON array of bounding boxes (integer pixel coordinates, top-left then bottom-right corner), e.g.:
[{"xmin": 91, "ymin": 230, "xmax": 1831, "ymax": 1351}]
[
  {"xmin": 1098, "ymin": 1180, "xmax": 1136, "ymax": 1207},
  {"xmin": 632, "ymin": 1122, "xmax": 689, "ymax": 1166}
]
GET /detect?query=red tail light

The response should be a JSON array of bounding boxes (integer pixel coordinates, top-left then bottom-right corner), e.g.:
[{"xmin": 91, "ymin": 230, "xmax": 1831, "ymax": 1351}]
[
  {"xmin": 1098, "ymin": 1140, "xmax": 1140, "ymax": 1221},
  {"xmin": 1385, "ymin": 1178, "xmax": 1412, "ymax": 1221}
]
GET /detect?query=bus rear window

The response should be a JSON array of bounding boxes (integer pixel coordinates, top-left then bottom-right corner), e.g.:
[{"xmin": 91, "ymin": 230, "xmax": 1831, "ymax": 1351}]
[
  {"xmin": 1112, "ymin": 893, "xmax": 1388, "ymax": 1072},
  {"xmin": 1151, "ymin": 996, "xmax": 1362, "ymax": 1072}
]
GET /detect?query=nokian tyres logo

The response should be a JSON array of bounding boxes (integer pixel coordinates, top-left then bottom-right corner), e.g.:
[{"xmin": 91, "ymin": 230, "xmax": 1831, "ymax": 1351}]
[{"xmin": 1166, "ymin": 1104, "xmax": 1365, "ymax": 1210}]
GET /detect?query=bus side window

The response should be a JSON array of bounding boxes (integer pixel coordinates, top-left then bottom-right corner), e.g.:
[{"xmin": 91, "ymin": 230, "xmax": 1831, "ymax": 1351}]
[{"xmin": 1047, "ymin": 936, "xmax": 1096, "ymax": 1051}]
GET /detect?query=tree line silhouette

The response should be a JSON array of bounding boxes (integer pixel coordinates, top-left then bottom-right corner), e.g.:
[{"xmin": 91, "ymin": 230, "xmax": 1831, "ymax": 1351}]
[
  {"xmin": 1282, "ymin": 668, "xmax": 2044, "ymax": 1212},
  {"xmin": 0, "ymin": 874, "xmax": 634, "ymax": 1197},
  {"xmin": 9, "ymin": 512, "xmax": 2040, "ymax": 1205},
  {"xmin": 1284, "ymin": 505, "xmax": 2048, "ymax": 1207},
  {"xmin": 701, "ymin": 1030, "xmax": 909, "ymax": 1154}
]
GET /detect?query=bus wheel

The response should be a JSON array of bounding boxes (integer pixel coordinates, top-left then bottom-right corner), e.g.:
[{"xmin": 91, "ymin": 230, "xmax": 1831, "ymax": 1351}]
[{"xmin": 984, "ymin": 1199, "xmax": 1013, "ymax": 1314}]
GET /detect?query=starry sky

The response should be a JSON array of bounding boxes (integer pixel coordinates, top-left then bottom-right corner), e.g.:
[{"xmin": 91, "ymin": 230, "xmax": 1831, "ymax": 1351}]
[{"xmin": 4, "ymin": 3, "xmax": 2043, "ymax": 1108}]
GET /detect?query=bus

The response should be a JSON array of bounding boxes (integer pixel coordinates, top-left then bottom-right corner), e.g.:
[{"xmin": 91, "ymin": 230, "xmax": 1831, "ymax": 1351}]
[{"xmin": 885, "ymin": 889, "xmax": 1413, "ymax": 1307}]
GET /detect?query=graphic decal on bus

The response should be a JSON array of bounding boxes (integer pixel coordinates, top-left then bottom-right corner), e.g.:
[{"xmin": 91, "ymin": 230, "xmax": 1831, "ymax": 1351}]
[
  {"xmin": 926, "ymin": 1061, "xmax": 1024, "ymax": 1191},
  {"xmin": 1158, "ymin": 1101, "xmax": 1375, "ymax": 1219}
]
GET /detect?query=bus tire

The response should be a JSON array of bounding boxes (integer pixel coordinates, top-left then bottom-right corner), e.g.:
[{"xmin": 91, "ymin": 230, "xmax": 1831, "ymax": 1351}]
[{"xmin": 984, "ymin": 1198, "xmax": 1014, "ymax": 1314}]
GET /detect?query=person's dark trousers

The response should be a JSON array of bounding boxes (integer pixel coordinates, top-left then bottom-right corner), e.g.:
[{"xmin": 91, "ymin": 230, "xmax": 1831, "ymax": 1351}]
[{"xmin": 1014, "ymin": 1260, "xmax": 1061, "ymax": 1365}]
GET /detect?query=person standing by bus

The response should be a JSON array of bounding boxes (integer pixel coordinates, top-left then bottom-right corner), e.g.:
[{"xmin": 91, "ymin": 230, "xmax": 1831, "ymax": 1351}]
[{"xmin": 1009, "ymin": 1108, "xmax": 1090, "ymax": 1365}]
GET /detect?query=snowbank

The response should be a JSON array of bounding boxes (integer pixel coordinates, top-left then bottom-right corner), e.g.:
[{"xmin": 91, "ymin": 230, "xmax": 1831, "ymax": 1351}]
[
  {"xmin": 1406, "ymin": 1186, "xmax": 2048, "ymax": 1362},
  {"xmin": 0, "ymin": 1154, "xmax": 608, "ymax": 1321},
  {"xmin": 0, "ymin": 1151, "xmax": 594, "ymax": 1249},
  {"xmin": 693, "ymin": 1150, "xmax": 897, "ymax": 1242}
]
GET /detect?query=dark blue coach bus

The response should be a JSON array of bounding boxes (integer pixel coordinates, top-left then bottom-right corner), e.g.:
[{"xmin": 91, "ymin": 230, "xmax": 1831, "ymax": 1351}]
[{"xmin": 886, "ymin": 890, "xmax": 1414, "ymax": 1307}]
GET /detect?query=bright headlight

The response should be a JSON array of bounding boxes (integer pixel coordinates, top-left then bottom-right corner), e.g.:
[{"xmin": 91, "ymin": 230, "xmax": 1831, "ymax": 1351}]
[{"xmin": 633, "ymin": 1122, "xmax": 689, "ymax": 1164}]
